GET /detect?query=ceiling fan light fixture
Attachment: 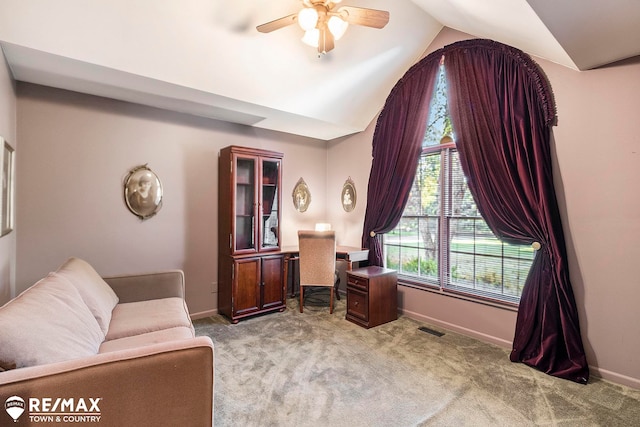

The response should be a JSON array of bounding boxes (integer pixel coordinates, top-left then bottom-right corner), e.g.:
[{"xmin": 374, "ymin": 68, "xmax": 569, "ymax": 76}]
[
  {"xmin": 298, "ymin": 7, "xmax": 319, "ymax": 31},
  {"xmin": 256, "ymin": 1, "xmax": 389, "ymax": 56},
  {"xmin": 327, "ymin": 16, "xmax": 348, "ymax": 40},
  {"xmin": 301, "ymin": 28, "xmax": 320, "ymax": 48}
]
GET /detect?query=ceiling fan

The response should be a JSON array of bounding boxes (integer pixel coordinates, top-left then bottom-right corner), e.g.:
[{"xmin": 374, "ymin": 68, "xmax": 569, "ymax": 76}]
[{"xmin": 256, "ymin": 0, "xmax": 390, "ymax": 55}]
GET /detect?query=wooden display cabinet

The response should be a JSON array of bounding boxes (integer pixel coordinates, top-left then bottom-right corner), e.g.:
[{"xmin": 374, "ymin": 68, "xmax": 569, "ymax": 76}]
[
  {"xmin": 218, "ymin": 146, "xmax": 285, "ymax": 323},
  {"xmin": 346, "ymin": 266, "xmax": 398, "ymax": 328}
]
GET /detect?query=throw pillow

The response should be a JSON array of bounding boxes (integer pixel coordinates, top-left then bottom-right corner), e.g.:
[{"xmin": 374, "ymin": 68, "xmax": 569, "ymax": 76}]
[
  {"xmin": 0, "ymin": 273, "xmax": 105, "ymax": 369},
  {"xmin": 56, "ymin": 257, "xmax": 119, "ymax": 335}
]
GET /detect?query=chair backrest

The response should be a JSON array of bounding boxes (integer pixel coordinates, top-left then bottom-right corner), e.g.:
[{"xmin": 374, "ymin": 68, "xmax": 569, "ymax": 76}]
[{"xmin": 298, "ymin": 230, "xmax": 336, "ymax": 287}]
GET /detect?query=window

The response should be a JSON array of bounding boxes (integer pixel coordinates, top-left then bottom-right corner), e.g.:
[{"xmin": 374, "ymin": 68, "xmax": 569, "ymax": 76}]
[{"xmin": 383, "ymin": 66, "xmax": 534, "ymax": 305}]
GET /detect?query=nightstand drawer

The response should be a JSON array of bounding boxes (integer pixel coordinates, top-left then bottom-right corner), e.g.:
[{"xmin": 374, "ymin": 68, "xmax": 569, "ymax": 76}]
[
  {"xmin": 347, "ymin": 275, "xmax": 369, "ymax": 291},
  {"xmin": 346, "ymin": 288, "xmax": 368, "ymax": 321},
  {"xmin": 346, "ymin": 266, "xmax": 397, "ymax": 329}
]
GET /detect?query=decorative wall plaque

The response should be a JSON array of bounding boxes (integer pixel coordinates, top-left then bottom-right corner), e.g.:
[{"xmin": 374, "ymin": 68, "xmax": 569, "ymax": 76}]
[
  {"xmin": 292, "ymin": 177, "xmax": 311, "ymax": 213},
  {"xmin": 124, "ymin": 164, "xmax": 163, "ymax": 220},
  {"xmin": 341, "ymin": 177, "xmax": 356, "ymax": 212}
]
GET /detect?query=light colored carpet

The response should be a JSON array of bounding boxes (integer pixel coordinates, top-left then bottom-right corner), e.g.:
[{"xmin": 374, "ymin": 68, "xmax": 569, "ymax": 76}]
[{"xmin": 194, "ymin": 296, "xmax": 640, "ymax": 426}]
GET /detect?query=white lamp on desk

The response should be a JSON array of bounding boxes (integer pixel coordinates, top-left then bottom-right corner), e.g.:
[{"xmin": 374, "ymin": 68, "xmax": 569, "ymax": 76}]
[{"xmin": 315, "ymin": 223, "xmax": 332, "ymax": 231}]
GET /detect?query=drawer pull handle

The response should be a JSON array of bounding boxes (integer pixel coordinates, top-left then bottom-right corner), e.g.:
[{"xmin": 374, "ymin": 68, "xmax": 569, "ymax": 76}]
[{"xmin": 354, "ymin": 301, "xmax": 359, "ymax": 306}]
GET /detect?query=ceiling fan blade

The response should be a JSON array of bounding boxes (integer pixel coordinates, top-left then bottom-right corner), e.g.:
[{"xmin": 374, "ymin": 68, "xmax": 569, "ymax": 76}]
[
  {"xmin": 337, "ymin": 6, "xmax": 389, "ymax": 29},
  {"xmin": 256, "ymin": 13, "xmax": 298, "ymax": 33},
  {"xmin": 318, "ymin": 26, "xmax": 335, "ymax": 54}
]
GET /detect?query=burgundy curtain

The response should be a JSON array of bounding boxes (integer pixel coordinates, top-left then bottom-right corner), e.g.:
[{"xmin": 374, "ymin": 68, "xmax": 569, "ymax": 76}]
[
  {"xmin": 361, "ymin": 52, "xmax": 441, "ymax": 265},
  {"xmin": 444, "ymin": 39, "xmax": 588, "ymax": 383}
]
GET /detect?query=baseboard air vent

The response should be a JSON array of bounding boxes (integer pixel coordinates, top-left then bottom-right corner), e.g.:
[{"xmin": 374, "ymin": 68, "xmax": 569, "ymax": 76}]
[{"xmin": 418, "ymin": 326, "xmax": 445, "ymax": 337}]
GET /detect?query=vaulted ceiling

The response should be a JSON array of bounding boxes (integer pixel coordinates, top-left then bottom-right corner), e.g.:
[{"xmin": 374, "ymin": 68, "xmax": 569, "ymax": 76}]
[{"xmin": 1, "ymin": 0, "xmax": 638, "ymax": 140}]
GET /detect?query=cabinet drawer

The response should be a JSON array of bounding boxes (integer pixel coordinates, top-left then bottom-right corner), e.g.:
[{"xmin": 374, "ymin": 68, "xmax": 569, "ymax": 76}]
[
  {"xmin": 347, "ymin": 288, "xmax": 368, "ymax": 321},
  {"xmin": 347, "ymin": 275, "xmax": 369, "ymax": 291}
]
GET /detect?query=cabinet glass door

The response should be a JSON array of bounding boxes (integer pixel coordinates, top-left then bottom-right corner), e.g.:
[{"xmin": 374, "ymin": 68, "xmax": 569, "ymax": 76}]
[
  {"xmin": 235, "ymin": 157, "xmax": 255, "ymax": 252},
  {"xmin": 260, "ymin": 158, "xmax": 280, "ymax": 250}
]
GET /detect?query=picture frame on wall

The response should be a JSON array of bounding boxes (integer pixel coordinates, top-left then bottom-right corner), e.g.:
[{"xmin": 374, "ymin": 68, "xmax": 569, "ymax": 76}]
[
  {"xmin": 124, "ymin": 164, "xmax": 163, "ymax": 220},
  {"xmin": 341, "ymin": 177, "xmax": 356, "ymax": 212},
  {"xmin": 292, "ymin": 177, "xmax": 311, "ymax": 213},
  {"xmin": 1, "ymin": 138, "xmax": 15, "ymax": 236}
]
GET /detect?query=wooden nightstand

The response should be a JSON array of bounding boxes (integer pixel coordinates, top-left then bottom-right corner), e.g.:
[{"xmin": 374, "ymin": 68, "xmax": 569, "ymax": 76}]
[{"xmin": 346, "ymin": 266, "xmax": 397, "ymax": 328}]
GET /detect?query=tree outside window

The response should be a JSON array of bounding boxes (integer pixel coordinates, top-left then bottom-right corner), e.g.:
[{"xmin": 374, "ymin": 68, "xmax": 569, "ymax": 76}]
[{"xmin": 383, "ymin": 65, "xmax": 534, "ymax": 304}]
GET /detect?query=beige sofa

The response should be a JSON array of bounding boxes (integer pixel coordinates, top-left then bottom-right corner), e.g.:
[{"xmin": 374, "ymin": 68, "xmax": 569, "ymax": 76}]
[{"xmin": 0, "ymin": 257, "xmax": 214, "ymax": 426}]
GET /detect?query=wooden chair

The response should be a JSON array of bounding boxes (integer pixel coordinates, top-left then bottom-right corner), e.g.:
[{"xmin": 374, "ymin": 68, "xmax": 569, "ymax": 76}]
[{"xmin": 298, "ymin": 230, "xmax": 337, "ymax": 313}]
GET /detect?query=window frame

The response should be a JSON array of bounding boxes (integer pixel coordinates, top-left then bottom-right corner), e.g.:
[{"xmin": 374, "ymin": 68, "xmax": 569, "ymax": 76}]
[{"xmin": 383, "ymin": 139, "xmax": 527, "ymax": 308}]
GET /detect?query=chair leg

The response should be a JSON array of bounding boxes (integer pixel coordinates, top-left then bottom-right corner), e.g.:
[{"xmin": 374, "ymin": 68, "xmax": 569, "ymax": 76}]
[
  {"xmin": 329, "ymin": 287, "xmax": 334, "ymax": 314},
  {"xmin": 299, "ymin": 287, "xmax": 304, "ymax": 313}
]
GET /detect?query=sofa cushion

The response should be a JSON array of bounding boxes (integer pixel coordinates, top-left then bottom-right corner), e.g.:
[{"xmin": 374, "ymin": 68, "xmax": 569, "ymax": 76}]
[
  {"xmin": 98, "ymin": 326, "xmax": 195, "ymax": 354},
  {"xmin": 0, "ymin": 273, "xmax": 105, "ymax": 369},
  {"xmin": 105, "ymin": 297, "xmax": 193, "ymax": 341},
  {"xmin": 56, "ymin": 257, "xmax": 119, "ymax": 335}
]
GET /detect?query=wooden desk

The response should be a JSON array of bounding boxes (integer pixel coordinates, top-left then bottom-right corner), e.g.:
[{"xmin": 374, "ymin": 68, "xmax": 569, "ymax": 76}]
[{"xmin": 281, "ymin": 245, "xmax": 369, "ymax": 299}]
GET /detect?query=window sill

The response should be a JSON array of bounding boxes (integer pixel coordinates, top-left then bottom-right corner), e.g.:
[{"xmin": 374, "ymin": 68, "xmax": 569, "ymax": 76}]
[{"xmin": 397, "ymin": 277, "xmax": 519, "ymax": 312}]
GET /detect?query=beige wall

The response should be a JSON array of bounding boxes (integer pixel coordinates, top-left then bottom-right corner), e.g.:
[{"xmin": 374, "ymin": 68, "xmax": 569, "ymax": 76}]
[
  {"xmin": 15, "ymin": 84, "xmax": 328, "ymax": 317},
  {"xmin": 0, "ymin": 48, "xmax": 16, "ymax": 306},
  {"xmin": 9, "ymin": 27, "xmax": 640, "ymax": 388},
  {"xmin": 546, "ymin": 51, "xmax": 640, "ymax": 388},
  {"xmin": 327, "ymin": 28, "xmax": 640, "ymax": 388}
]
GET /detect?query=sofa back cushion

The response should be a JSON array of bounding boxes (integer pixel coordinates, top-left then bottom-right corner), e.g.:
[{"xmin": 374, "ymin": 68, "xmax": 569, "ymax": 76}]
[
  {"xmin": 0, "ymin": 273, "xmax": 105, "ymax": 369},
  {"xmin": 56, "ymin": 257, "xmax": 119, "ymax": 335}
]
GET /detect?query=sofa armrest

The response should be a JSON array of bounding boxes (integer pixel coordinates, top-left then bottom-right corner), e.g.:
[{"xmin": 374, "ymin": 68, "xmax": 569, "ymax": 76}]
[
  {"xmin": 0, "ymin": 336, "xmax": 214, "ymax": 426},
  {"xmin": 103, "ymin": 270, "xmax": 185, "ymax": 303}
]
